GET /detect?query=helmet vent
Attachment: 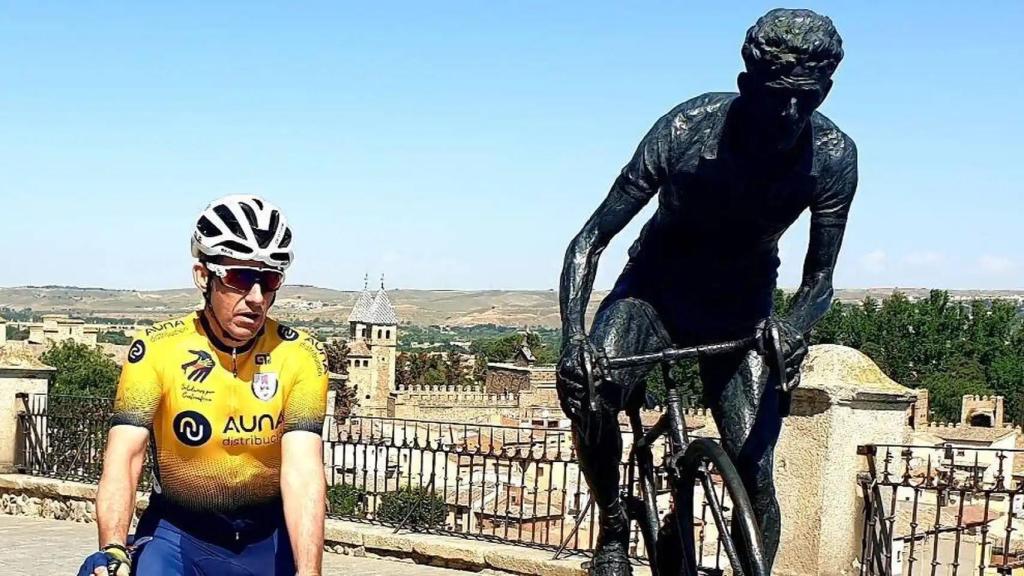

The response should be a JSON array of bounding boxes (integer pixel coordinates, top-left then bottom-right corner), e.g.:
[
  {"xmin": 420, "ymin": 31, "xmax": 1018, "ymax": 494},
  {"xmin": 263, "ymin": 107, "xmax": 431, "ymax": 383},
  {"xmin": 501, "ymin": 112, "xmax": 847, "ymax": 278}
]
[
  {"xmin": 197, "ymin": 216, "xmax": 220, "ymax": 237},
  {"xmin": 239, "ymin": 203, "xmax": 259, "ymax": 230},
  {"xmin": 213, "ymin": 205, "xmax": 245, "ymax": 238},
  {"xmin": 217, "ymin": 240, "xmax": 253, "ymax": 254}
]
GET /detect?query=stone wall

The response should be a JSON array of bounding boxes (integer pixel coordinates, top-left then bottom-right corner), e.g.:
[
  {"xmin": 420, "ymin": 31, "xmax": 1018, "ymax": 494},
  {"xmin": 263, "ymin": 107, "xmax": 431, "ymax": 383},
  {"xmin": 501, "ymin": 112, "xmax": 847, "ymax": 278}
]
[
  {"xmin": 389, "ymin": 387, "xmax": 523, "ymax": 423},
  {"xmin": 0, "ymin": 475, "xmax": 148, "ymax": 525},
  {"xmin": 774, "ymin": 345, "xmax": 916, "ymax": 576},
  {"xmin": 485, "ymin": 368, "xmax": 530, "ymax": 395},
  {"xmin": 0, "ymin": 368, "xmax": 53, "ymax": 472},
  {"xmin": 961, "ymin": 394, "xmax": 1005, "ymax": 427}
]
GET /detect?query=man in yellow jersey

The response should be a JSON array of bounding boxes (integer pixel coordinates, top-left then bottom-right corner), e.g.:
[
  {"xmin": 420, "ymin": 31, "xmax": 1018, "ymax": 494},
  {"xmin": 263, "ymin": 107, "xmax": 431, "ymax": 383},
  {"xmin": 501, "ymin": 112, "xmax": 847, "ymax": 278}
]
[{"xmin": 79, "ymin": 195, "xmax": 329, "ymax": 576}]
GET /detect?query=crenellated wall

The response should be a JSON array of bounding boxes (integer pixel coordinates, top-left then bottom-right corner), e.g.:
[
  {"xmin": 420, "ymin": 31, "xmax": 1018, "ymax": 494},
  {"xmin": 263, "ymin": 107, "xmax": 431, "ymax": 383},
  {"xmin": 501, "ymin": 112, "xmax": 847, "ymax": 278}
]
[{"xmin": 389, "ymin": 386, "xmax": 524, "ymax": 424}]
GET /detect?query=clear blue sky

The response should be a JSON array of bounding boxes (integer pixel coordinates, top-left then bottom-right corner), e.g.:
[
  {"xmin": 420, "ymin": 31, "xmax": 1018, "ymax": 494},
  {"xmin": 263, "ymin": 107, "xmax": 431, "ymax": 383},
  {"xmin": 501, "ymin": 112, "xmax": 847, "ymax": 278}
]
[{"xmin": 2, "ymin": 2, "xmax": 1021, "ymax": 291}]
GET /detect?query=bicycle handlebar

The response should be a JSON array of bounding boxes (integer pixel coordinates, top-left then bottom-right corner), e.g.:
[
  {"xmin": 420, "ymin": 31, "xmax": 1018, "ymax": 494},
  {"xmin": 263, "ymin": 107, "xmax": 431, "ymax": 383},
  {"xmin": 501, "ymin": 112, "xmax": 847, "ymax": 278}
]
[
  {"xmin": 578, "ymin": 325, "xmax": 791, "ymax": 419},
  {"xmin": 600, "ymin": 337, "xmax": 758, "ymax": 370}
]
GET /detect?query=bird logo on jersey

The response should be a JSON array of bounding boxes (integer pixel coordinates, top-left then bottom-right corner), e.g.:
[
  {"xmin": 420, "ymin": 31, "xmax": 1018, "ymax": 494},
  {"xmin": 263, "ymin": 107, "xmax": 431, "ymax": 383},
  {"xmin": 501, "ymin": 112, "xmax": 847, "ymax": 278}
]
[{"xmin": 181, "ymin": 350, "xmax": 215, "ymax": 383}]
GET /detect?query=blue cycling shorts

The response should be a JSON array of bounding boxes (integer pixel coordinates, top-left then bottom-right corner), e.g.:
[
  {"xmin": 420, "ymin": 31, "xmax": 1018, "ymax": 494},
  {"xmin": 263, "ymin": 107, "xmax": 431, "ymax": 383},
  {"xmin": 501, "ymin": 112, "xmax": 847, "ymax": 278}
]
[{"xmin": 131, "ymin": 516, "xmax": 295, "ymax": 576}]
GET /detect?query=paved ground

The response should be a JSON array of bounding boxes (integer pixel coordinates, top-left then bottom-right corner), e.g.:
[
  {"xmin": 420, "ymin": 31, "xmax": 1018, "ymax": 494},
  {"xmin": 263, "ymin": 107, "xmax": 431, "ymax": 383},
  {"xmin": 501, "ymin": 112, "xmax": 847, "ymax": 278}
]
[{"xmin": 0, "ymin": 514, "xmax": 473, "ymax": 575}]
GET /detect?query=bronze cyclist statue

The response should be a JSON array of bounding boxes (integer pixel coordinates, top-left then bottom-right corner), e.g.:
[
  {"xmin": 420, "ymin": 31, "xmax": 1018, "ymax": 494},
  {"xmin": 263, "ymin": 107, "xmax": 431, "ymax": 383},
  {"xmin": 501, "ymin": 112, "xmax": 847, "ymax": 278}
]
[{"xmin": 556, "ymin": 8, "xmax": 858, "ymax": 575}]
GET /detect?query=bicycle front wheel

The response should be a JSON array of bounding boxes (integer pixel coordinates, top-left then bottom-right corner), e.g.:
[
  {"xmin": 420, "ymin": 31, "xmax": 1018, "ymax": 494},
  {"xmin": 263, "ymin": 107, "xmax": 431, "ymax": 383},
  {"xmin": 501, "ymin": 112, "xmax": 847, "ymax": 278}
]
[{"xmin": 664, "ymin": 438, "xmax": 768, "ymax": 576}]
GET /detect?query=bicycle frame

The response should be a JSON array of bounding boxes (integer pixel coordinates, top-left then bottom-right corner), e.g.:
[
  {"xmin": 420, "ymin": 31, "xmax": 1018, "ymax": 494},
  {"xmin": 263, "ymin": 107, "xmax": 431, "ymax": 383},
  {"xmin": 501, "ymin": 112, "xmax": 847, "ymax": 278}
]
[{"xmin": 604, "ymin": 335, "xmax": 767, "ymax": 576}]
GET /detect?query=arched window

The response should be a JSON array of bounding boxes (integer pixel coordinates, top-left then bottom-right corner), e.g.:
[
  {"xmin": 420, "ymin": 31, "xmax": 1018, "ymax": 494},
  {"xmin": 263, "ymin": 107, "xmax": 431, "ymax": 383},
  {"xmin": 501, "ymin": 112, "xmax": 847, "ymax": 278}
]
[
  {"xmin": 386, "ymin": 330, "xmax": 391, "ymax": 339},
  {"xmin": 377, "ymin": 329, "xmax": 382, "ymax": 339}
]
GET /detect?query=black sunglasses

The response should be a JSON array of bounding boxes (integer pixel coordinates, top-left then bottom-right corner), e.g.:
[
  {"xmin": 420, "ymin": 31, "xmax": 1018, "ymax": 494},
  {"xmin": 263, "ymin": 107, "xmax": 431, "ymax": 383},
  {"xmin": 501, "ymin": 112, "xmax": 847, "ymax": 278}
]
[{"xmin": 206, "ymin": 264, "xmax": 285, "ymax": 292}]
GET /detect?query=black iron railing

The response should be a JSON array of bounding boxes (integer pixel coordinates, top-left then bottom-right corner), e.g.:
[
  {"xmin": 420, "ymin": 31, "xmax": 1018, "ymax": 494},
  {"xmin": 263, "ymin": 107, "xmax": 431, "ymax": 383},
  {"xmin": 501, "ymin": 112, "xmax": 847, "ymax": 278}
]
[
  {"xmin": 17, "ymin": 393, "xmax": 129, "ymax": 483},
  {"xmin": 322, "ymin": 414, "xmax": 737, "ymax": 569},
  {"xmin": 859, "ymin": 442, "xmax": 1024, "ymax": 576},
  {"xmin": 17, "ymin": 393, "xmax": 735, "ymax": 569}
]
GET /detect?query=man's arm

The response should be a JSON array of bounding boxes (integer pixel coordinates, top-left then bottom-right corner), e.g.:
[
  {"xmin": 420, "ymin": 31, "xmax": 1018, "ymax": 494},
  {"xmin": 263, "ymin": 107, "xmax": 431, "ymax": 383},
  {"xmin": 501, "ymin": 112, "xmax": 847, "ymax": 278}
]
[
  {"xmin": 281, "ymin": 333, "xmax": 330, "ymax": 576},
  {"xmin": 786, "ymin": 140, "xmax": 858, "ymax": 333},
  {"xmin": 98, "ymin": 332, "xmax": 161, "ymax": 548},
  {"xmin": 282, "ymin": 431, "xmax": 326, "ymax": 576},
  {"xmin": 95, "ymin": 426, "xmax": 149, "ymax": 547}
]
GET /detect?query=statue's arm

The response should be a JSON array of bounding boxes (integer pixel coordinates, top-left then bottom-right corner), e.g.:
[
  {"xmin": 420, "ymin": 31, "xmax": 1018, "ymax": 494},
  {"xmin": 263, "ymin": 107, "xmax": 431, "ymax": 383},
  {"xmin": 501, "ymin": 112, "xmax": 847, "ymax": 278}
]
[
  {"xmin": 558, "ymin": 116, "xmax": 674, "ymax": 343},
  {"xmin": 786, "ymin": 139, "xmax": 858, "ymax": 333},
  {"xmin": 559, "ymin": 182, "xmax": 649, "ymax": 341}
]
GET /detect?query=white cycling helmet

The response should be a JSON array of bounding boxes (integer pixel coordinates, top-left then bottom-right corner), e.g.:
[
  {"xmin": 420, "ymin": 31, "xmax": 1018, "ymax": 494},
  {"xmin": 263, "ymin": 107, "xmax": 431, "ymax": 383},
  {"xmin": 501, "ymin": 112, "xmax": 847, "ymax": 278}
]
[{"xmin": 191, "ymin": 194, "xmax": 293, "ymax": 271}]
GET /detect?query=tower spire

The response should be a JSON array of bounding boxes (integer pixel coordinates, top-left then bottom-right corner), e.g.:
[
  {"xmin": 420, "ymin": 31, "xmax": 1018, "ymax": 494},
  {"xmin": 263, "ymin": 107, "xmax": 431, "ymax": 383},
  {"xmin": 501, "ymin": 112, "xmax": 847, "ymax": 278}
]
[{"xmin": 380, "ymin": 273, "xmax": 385, "ymax": 290}]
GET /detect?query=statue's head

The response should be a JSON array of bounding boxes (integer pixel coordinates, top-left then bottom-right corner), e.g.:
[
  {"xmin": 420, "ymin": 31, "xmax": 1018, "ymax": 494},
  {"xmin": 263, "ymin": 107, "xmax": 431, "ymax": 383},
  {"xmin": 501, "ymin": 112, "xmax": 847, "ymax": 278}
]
[{"xmin": 738, "ymin": 8, "xmax": 844, "ymax": 151}]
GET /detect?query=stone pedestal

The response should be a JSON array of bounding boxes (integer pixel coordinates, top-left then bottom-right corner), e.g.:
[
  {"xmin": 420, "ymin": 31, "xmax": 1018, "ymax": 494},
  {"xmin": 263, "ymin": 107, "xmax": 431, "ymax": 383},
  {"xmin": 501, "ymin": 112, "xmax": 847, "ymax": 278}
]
[
  {"xmin": 774, "ymin": 344, "xmax": 915, "ymax": 576},
  {"xmin": 0, "ymin": 363, "xmax": 54, "ymax": 473}
]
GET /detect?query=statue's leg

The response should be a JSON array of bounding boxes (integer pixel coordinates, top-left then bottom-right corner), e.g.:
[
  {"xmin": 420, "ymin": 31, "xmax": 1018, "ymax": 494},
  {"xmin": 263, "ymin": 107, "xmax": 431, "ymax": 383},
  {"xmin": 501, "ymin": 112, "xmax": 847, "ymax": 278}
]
[
  {"xmin": 701, "ymin": 348, "xmax": 783, "ymax": 572},
  {"xmin": 576, "ymin": 297, "xmax": 671, "ymax": 574}
]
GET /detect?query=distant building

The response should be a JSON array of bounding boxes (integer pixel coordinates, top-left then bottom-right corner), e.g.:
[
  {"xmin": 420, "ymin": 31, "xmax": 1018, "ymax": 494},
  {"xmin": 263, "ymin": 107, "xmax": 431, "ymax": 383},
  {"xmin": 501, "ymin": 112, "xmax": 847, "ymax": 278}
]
[
  {"xmin": 26, "ymin": 314, "xmax": 97, "ymax": 346},
  {"xmin": 961, "ymin": 394, "xmax": 1005, "ymax": 428},
  {"xmin": 345, "ymin": 279, "xmax": 398, "ymax": 417},
  {"xmin": 485, "ymin": 333, "xmax": 556, "ymax": 399}
]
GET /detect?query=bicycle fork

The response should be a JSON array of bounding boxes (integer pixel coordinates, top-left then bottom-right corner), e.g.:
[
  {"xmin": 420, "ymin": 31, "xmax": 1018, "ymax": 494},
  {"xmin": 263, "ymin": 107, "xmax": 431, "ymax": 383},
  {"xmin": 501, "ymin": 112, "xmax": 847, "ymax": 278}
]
[
  {"xmin": 626, "ymin": 408, "xmax": 661, "ymax": 572},
  {"xmin": 624, "ymin": 365, "xmax": 691, "ymax": 576}
]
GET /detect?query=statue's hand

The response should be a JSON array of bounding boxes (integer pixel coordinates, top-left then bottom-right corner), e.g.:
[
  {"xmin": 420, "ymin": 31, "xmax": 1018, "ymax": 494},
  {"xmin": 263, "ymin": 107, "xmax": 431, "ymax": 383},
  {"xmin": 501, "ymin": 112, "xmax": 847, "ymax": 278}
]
[
  {"xmin": 757, "ymin": 317, "xmax": 808, "ymax": 392},
  {"xmin": 556, "ymin": 334, "xmax": 599, "ymax": 421}
]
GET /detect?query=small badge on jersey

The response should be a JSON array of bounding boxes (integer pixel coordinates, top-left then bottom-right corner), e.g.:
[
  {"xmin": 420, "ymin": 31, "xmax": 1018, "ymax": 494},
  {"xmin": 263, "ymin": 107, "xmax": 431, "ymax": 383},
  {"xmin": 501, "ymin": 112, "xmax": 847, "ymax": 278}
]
[
  {"xmin": 252, "ymin": 372, "xmax": 279, "ymax": 401},
  {"xmin": 128, "ymin": 340, "xmax": 146, "ymax": 364},
  {"xmin": 255, "ymin": 353, "xmax": 272, "ymax": 365}
]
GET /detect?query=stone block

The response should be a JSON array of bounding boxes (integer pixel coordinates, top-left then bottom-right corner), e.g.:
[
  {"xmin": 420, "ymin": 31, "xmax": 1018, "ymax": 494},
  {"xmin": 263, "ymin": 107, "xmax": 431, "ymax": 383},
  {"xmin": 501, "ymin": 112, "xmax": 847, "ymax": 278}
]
[
  {"xmin": 324, "ymin": 519, "xmax": 366, "ymax": 547},
  {"xmin": 411, "ymin": 535, "xmax": 486, "ymax": 569},
  {"xmin": 775, "ymin": 345, "xmax": 916, "ymax": 576},
  {"xmin": 362, "ymin": 527, "xmax": 415, "ymax": 553}
]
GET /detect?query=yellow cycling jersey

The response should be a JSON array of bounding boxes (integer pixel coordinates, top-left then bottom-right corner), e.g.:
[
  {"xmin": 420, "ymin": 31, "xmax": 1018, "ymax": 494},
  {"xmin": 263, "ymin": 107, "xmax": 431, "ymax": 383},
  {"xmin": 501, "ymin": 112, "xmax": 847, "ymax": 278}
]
[{"xmin": 112, "ymin": 311, "xmax": 328, "ymax": 514}]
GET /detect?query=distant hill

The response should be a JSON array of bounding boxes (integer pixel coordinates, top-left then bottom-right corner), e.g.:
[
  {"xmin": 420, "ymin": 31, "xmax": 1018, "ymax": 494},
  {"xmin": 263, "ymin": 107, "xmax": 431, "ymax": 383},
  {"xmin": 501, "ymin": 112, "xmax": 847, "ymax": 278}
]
[{"xmin": 0, "ymin": 285, "xmax": 1020, "ymax": 328}]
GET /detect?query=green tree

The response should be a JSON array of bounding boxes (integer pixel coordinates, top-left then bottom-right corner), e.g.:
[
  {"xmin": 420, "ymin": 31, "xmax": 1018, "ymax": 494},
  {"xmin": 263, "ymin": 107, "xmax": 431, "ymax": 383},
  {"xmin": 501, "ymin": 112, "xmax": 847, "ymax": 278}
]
[
  {"xmin": 917, "ymin": 357, "xmax": 991, "ymax": 423},
  {"xmin": 326, "ymin": 483, "xmax": 365, "ymax": 517},
  {"xmin": 471, "ymin": 334, "xmax": 521, "ymax": 363},
  {"xmin": 396, "ymin": 353, "xmax": 416, "ymax": 388},
  {"xmin": 322, "ymin": 340, "xmax": 358, "ymax": 424},
  {"xmin": 40, "ymin": 340, "xmax": 121, "ymax": 397},
  {"xmin": 97, "ymin": 331, "xmax": 131, "ymax": 345},
  {"xmin": 804, "ymin": 290, "xmax": 1023, "ymax": 426},
  {"xmin": 323, "ymin": 339, "xmax": 350, "ymax": 375},
  {"xmin": 0, "ymin": 308, "xmax": 39, "ymax": 322},
  {"xmin": 376, "ymin": 486, "xmax": 447, "ymax": 528},
  {"xmin": 443, "ymin": 349, "xmax": 468, "ymax": 386},
  {"xmin": 408, "ymin": 353, "xmax": 431, "ymax": 384},
  {"xmin": 989, "ymin": 330, "xmax": 1024, "ymax": 424},
  {"xmin": 5, "ymin": 325, "xmax": 28, "ymax": 341},
  {"xmin": 472, "ymin": 355, "xmax": 488, "ymax": 383},
  {"xmin": 644, "ymin": 360, "xmax": 702, "ymax": 407}
]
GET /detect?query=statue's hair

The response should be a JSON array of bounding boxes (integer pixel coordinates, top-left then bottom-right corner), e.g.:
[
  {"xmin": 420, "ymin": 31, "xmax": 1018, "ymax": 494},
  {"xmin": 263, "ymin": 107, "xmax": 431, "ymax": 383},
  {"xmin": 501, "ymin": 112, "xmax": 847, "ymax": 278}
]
[{"xmin": 741, "ymin": 9, "xmax": 843, "ymax": 80}]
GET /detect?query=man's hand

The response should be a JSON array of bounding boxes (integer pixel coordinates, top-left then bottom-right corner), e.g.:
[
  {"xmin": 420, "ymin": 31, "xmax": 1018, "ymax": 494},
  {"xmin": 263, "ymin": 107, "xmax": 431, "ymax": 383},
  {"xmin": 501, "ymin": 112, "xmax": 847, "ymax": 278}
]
[
  {"xmin": 77, "ymin": 545, "xmax": 131, "ymax": 576},
  {"xmin": 556, "ymin": 334, "xmax": 601, "ymax": 421},
  {"xmin": 757, "ymin": 316, "xmax": 808, "ymax": 392}
]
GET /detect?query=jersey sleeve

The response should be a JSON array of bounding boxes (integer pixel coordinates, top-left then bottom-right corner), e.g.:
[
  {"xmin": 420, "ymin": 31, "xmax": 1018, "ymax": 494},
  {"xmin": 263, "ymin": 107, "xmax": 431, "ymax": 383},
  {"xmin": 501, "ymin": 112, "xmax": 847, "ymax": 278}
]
[
  {"xmin": 110, "ymin": 332, "xmax": 162, "ymax": 429},
  {"xmin": 282, "ymin": 334, "xmax": 329, "ymax": 435},
  {"xmin": 811, "ymin": 137, "xmax": 858, "ymax": 228},
  {"xmin": 613, "ymin": 109, "xmax": 676, "ymax": 202}
]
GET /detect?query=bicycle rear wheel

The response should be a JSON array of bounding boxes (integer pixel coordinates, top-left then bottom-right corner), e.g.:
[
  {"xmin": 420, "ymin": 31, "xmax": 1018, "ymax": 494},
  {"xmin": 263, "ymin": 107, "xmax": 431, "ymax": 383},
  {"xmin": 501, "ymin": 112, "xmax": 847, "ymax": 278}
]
[{"xmin": 660, "ymin": 438, "xmax": 768, "ymax": 576}]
